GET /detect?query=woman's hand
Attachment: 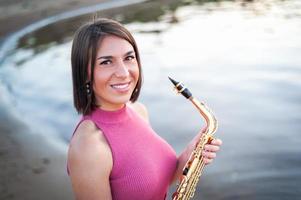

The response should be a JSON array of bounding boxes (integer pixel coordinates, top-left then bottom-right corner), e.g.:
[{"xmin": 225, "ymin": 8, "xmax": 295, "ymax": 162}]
[
  {"xmin": 172, "ymin": 132, "xmax": 222, "ymax": 184},
  {"xmin": 202, "ymin": 138, "xmax": 222, "ymax": 165}
]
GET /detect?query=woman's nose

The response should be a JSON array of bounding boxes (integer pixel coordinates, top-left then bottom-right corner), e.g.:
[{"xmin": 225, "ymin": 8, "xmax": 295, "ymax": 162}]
[{"xmin": 115, "ymin": 61, "xmax": 130, "ymax": 77}]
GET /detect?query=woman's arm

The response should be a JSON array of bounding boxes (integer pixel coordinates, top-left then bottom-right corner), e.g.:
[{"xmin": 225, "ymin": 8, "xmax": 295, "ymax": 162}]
[
  {"xmin": 171, "ymin": 130, "xmax": 222, "ymax": 184},
  {"xmin": 68, "ymin": 120, "xmax": 113, "ymax": 200}
]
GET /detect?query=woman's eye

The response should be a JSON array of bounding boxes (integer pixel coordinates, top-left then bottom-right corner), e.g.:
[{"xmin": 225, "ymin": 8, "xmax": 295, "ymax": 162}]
[
  {"xmin": 100, "ymin": 60, "xmax": 112, "ymax": 65},
  {"xmin": 125, "ymin": 55, "xmax": 135, "ymax": 61}
]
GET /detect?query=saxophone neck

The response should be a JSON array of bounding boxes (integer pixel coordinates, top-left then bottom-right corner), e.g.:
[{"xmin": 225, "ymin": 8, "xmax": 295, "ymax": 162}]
[
  {"xmin": 168, "ymin": 76, "xmax": 218, "ymax": 135},
  {"xmin": 190, "ymin": 97, "xmax": 218, "ymax": 135}
]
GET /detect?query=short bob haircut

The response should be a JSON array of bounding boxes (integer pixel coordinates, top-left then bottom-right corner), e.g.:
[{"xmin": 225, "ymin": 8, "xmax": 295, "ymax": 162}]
[{"xmin": 71, "ymin": 18, "xmax": 143, "ymax": 115}]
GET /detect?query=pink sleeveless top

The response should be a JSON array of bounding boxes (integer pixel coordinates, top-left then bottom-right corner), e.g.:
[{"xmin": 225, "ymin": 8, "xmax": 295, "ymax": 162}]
[{"xmin": 70, "ymin": 105, "xmax": 177, "ymax": 200}]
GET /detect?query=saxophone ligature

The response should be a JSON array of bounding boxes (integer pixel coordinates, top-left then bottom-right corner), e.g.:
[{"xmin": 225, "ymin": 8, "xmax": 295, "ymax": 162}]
[{"xmin": 168, "ymin": 77, "xmax": 218, "ymax": 200}]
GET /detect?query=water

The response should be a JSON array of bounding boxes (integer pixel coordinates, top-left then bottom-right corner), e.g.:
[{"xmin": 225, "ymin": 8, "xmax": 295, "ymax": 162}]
[{"xmin": 0, "ymin": 0, "xmax": 300, "ymax": 199}]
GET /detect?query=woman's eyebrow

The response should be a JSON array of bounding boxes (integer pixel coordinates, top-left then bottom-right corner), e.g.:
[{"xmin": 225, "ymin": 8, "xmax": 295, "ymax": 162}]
[
  {"xmin": 124, "ymin": 50, "xmax": 135, "ymax": 56},
  {"xmin": 97, "ymin": 51, "xmax": 134, "ymax": 60},
  {"xmin": 97, "ymin": 55, "xmax": 112, "ymax": 60}
]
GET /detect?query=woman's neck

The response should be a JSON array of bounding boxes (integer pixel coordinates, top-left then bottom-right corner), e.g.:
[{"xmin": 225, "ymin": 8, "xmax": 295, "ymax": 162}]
[{"xmin": 97, "ymin": 103, "xmax": 126, "ymax": 111}]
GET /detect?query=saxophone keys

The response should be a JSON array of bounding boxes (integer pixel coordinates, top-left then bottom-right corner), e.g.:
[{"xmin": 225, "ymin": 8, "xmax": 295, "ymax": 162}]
[{"xmin": 207, "ymin": 136, "xmax": 215, "ymax": 144}]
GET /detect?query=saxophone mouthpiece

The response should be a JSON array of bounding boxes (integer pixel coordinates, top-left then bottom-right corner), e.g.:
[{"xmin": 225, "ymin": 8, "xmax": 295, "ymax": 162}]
[
  {"xmin": 168, "ymin": 76, "xmax": 192, "ymax": 99},
  {"xmin": 168, "ymin": 76, "xmax": 179, "ymax": 86}
]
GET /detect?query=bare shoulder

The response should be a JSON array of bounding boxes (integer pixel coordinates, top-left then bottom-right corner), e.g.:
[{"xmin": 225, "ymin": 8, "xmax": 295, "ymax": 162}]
[
  {"xmin": 129, "ymin": 101, "xmax": 149, "ymax": 123},
  {"xmin": 68, "ymin": 120, "xmax": 113, "ymax": 173},
  {"xmin": 67, "ymin": 120, "xmax": 113, "ymax": 199}
]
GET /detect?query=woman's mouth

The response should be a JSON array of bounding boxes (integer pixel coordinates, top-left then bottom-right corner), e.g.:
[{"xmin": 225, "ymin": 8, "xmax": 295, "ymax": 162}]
[{"xmin": 110, "ymin": 82, "xmax": 131, "ymax": 92}]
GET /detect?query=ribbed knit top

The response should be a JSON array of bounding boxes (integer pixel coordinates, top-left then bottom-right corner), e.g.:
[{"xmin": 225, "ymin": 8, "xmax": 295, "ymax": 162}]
[{"xmin": 74, "ymin": 104, "xmax": 177, "ymax": 200}]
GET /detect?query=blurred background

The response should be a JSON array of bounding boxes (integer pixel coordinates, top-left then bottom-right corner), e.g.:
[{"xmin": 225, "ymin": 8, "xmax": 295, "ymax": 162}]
[{"xmin": 0, "ymin": 0, "xmax": 300, "ymax": 199}]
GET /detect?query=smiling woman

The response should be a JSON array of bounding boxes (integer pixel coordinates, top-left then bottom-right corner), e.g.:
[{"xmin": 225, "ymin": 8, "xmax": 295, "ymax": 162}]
[
  {"xmin": 70, "ymin": 18, "xmax": 143, "ymax": 115},
  {"xmin": 92, "ymin": 36, "xmax": 140, "ymax": 111},
  {"xmin": 67, "ymin": 18, "xmax": 222, "ymax": 200}
]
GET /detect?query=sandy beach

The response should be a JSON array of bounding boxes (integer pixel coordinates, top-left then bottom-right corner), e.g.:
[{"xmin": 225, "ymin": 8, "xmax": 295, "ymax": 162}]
[
  {"xmin": 0, "ymin": 0, "xmax": 109, "ymax": 199},
  {"xmin": 0, "ymin": 107, "xmax": 74, "ymax": 200}
]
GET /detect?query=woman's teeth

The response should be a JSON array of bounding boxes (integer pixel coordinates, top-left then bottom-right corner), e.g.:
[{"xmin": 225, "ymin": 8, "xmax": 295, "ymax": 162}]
[{"xmin": 111, "ymin": 82, "xmax": 130, "ymax": 89}]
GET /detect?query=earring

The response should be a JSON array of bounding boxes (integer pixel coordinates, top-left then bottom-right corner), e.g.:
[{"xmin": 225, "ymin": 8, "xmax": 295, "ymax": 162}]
[{"xmin": 85, "ymin": 82, "xmax": 91, "ymax": 95}]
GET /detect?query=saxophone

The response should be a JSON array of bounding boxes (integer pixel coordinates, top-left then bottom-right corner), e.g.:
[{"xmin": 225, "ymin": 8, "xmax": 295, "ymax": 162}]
[{"xmin": 168, "ymin": 77, "xmax": 218, "ymax": 200}]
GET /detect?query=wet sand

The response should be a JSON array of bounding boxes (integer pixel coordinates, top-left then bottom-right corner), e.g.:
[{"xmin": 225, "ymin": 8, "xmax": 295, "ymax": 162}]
[{"xmin": 0, "ymin": 108, "xmax": 73, "ymax": 200}]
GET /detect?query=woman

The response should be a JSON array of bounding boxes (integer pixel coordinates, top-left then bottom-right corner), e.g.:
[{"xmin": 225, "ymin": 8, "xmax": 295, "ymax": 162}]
[{"xmin": 67, "ymin": 18, "xmax": 222, "ymax": 200}]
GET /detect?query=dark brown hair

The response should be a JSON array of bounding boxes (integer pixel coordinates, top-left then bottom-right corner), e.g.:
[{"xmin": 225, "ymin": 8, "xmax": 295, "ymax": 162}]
[{"xmin": 71, "ymin": 18, "xmax": 143, "ymax": 115}]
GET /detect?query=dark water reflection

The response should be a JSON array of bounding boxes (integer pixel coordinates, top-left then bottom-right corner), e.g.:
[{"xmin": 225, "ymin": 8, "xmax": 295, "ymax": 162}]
[
  {"xmin": 0, "ymin": 0, "xmax": 301, "ymax": 199},
  {"xmin": 5, "ymin": 0, "xmax": 266, "ymax": 63},
  {"xmin": 15, "ymin": 0, "xmax": 189, "ymax": 52}
]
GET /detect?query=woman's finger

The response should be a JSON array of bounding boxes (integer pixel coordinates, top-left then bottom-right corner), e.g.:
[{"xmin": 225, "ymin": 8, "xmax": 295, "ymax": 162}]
[
  {"xmin": 204, "ymin": 144, "xmax": 220, "ymax": 152},
  {"xmin": 202, "ymin": 151, "xmax": 216, "ymax": 159},
  {"xmin": 210, "ymin": 138, "xmax": 223, "ymax": 146},
  {"xmin": 203, "ymin": 158, "xmax": 213, "ymax": 165}
]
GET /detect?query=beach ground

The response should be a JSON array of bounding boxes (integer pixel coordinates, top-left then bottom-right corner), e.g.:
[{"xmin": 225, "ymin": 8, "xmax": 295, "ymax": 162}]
[{"xmin": 0, "ymin": 109, "xmax": 73, "ymax": 200}]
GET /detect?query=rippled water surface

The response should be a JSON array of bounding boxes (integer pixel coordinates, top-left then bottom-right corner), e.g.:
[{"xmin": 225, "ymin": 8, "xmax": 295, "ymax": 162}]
[{"xmin": 0, "ymin": 0, "xmax": 300, "ymax": 199}]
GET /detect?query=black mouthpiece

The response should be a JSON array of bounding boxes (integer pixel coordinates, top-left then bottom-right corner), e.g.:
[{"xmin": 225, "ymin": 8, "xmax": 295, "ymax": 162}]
[
  {"xmin": 168, "ymin": 76, "xmax": 192, "ymax": 99},
  {"xmin": 168, "ymin": 76, "xmax": 179, "ymax": 86}
]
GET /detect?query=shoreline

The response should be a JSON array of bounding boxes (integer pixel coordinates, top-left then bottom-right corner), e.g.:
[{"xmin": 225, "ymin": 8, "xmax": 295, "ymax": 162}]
[
  {"xmin": 0, "ymin": 0, "xmax": 146, "ymax": 65},
  {"xmin": 0, "ymin": 0, "xmax": 111, "ymax": 40}
]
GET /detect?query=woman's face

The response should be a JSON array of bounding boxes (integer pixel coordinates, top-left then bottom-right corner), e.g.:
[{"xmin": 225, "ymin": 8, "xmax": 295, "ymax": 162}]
[{"xmin": 92, "ymin": 35, "xmax": 139, "ymax": 111}]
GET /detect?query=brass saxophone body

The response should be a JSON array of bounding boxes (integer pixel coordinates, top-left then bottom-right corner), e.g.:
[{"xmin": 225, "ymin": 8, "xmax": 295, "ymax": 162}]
[{"xmin": 168, "ymin": 77, "xmax": 218, "ymax": 200}]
